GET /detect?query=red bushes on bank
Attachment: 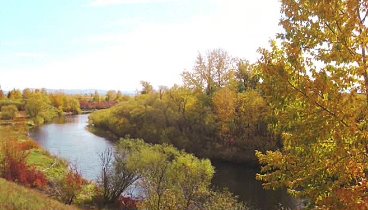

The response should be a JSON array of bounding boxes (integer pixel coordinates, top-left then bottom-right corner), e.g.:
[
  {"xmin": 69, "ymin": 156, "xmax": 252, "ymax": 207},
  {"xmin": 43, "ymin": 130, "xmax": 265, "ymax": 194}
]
[
  {"xmin": 79, "ymin": 101, "xmax": 117, "ymax": 110},
  {"xmin": 1, "ymin": 140, "xmax": 47, "ymax": 188}
]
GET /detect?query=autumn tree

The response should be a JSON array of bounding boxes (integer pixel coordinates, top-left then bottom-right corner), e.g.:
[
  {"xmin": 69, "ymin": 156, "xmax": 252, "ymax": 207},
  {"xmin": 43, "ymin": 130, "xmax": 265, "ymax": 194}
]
[
  {"xmin": 22, "ymin": 88, "xmax": 32, "ymax": 99},
  {"xmin": 25, "ymin": 92, "xmax": 57, "ymax": 124},
  {"xmin": 140, "ymin": 81, "xmax": 154, "ymax": 95},
  {"xmin": 93, "ymin": 90, "xmax": 101, "ymax": 102},
  {"xmin": 256, "ymin": 0, "xmax": 368, "ymax": 209},
  {"xmin": 235, "ymin": 60, "xmax": 258, "ymax": 92},
  {"xmin": 7, "ymin": 89, "xmax": 22, "ymax": 100},
  {"xmin": 0, "ymin": 86, "xmax": 4, "ymax": 99},
  {"xmin": 106, "ymin": 90, "xmax": 117, "ymax": 102},
  {"xmin": 212, "ymin": 87, "xmax": 237, "ymax": 139},
  {"xmin": 182, "ymin": 49, "xmax": 235, "ymax": 95}
]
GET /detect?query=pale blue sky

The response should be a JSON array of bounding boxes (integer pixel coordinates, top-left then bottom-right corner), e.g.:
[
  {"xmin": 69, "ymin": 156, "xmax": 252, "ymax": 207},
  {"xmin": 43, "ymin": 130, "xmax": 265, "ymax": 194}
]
[{"xmin": 0, "ymin": 0, "xmax": 281, "ymax": 91}]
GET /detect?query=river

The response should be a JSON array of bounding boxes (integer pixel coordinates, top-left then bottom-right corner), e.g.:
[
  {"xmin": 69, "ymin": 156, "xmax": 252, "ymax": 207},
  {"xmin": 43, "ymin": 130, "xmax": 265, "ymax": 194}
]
[{"xmin": 30, "ymin": 114, "xmax": 296, "ymax": 210}]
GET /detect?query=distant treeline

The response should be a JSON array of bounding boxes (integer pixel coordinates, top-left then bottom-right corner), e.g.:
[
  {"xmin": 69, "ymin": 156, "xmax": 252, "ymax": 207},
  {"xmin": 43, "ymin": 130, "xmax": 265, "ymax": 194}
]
[{"xmin": 0, "ymin": 88, "xmax": 124, "ymax": 124}]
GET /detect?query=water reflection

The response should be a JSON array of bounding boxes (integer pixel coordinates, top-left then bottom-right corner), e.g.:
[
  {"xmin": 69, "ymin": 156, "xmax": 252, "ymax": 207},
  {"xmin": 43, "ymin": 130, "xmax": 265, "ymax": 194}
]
[{"xmin": 212, "ymin": 161, "xmax": 296, "ymax": 210}]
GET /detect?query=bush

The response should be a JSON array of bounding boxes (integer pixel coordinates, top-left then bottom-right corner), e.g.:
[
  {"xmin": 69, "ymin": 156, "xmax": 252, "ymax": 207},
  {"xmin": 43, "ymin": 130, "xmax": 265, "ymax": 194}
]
[
  {"xmin": 95, "ymin": 148, "xmax": 139, "ymax": 206},
  {"xmin": 0, "ymin": 140, "xmax": 47, "ymax": 188},
  {"xmin": 0, "ymin": 99, "xmax": 24, "ymax": 111},
  {"xmin": 51, "ymin": 165, "xmax": 86, "ymax": 205},
  {"xmin": 1, "ymin": 105, "xmax": 18, "ymax": 120}
]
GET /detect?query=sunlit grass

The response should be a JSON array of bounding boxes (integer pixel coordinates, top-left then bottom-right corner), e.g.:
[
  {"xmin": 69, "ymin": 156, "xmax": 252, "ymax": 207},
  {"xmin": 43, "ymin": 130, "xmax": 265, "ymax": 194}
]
[{"xmin": 0, "ymin": 178, "xmax": 81, "ymax": 210}]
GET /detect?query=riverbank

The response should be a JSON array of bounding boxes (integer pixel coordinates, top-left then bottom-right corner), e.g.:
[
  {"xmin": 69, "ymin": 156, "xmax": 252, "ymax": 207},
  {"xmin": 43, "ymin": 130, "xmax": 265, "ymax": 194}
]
[
  {"xmin": 0, "ymin": 121, "xmax": 89, "ymax": 209},
  {"xmin": 44, "ymin": 114, "xmax": 294, "ymax": 210}
]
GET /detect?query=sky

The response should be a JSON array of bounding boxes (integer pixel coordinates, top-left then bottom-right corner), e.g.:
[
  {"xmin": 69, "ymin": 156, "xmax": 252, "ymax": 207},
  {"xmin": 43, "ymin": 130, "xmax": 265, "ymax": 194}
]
[{"xmin": 0, "ymin": 0, "xmax": 281, "ymax": 91}]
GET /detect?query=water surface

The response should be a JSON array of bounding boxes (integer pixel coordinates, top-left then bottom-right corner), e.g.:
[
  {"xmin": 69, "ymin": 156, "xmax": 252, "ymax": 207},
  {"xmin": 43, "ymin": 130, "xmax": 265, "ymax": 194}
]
[{"xmin": 30, "ymin": 114, "xmax": 296, "ymax": 210}]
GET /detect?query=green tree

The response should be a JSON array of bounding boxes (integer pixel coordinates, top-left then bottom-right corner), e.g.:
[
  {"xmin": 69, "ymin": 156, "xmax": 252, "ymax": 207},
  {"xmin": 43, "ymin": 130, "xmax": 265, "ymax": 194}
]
[
  {"xmin": 119, "ymin": 139, "xmax": 245, "ymax": 210},
  {"xmin": 25, "ymin": 92, "xmax": 57, "ymax": 124},
  {"xmin": 256, "ymin": 0, "xmax": 368, "ymax": 209}
]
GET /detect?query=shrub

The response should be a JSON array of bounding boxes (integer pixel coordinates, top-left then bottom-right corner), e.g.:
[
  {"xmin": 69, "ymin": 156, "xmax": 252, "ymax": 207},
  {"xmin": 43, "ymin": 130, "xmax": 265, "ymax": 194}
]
[
  {"xmin": 0, "ymin": 105, "xmax": 18, "ymax": 120},
  {"xmin": 18, "ymin": 140, "xmax": 39, "ymax": 151},
  {"xmin": 0, "ymin": 140, "xmax": 47, "ymax": 188},
  {"xmin": 51, "ymin": 165, "xmax": 86, "ymax": 205}
]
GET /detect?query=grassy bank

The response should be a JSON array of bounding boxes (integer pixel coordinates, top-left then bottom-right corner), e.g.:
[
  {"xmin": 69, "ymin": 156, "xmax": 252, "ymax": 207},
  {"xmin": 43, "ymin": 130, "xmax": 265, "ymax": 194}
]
[
  {"xmin": 0, "ymin": 120, "xmax": 92, "ymax": 209},
  {"xmin": 0, "ymin": 178, "xmax": 81, "ymax": 210}
]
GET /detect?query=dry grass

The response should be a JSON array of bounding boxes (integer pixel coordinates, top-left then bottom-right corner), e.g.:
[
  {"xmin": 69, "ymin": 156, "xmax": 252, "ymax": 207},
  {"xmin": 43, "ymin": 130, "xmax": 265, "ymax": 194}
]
[{"xmin": 0, "ymin": 178, "xmax": 82, "ymax": 210}]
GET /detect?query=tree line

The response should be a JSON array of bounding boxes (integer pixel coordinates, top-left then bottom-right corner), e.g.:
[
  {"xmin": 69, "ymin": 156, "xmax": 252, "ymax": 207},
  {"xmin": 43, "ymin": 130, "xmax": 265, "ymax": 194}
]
[{"xmin": 89, "ymin": 49, "xmax": 279, "ymax": 164}]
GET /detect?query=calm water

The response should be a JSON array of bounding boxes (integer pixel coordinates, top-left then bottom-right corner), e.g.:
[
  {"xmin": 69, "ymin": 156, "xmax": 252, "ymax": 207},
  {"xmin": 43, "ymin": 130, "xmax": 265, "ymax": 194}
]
[{"xmin": 30, "ymin": 114, "xmax": 296, "ymax": 210}]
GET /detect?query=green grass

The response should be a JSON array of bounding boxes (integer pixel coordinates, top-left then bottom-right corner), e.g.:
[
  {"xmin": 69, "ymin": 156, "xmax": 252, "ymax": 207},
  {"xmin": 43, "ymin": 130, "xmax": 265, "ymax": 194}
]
[
  {"xmin": 0, "ymin": 178, "xmax": 81, "ymax": 210},
  {"xmin": 0, "ymin": 122, "xmax": 96, "ymax": 208},
  {"xmin": 27, "ymin": 149, "xmax": 68, "ymax": 180}
]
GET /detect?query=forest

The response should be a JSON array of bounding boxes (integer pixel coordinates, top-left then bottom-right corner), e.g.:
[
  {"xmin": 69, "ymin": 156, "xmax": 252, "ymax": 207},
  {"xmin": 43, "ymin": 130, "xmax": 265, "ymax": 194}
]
[{"xmin": 1, "ymin": 0, "xmax": 368, "ymax": 210}]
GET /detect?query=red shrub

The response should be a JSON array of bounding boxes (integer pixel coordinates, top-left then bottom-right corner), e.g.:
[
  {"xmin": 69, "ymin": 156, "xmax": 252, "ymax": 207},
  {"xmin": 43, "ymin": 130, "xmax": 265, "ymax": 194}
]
[
  {"xmin": 1, "ymin": 140, "xmax": 47, "ymax": 188},
  {"xmin": 79, "ymin": 101, "xmax": 117, "ymax": 110},
  {"xmin": 18, "ymin": 140, "xmax": 40, "ymax": 151}
]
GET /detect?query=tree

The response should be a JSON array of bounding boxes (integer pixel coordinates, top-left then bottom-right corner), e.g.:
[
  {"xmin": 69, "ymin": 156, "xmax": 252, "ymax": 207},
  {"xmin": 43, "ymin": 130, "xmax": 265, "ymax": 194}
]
[
  {"xmin": 7, "ymin": 89, "xmax": 22, "ymax": 100},
  {"xmin": 140, "ymin": 81, "xmax": 154, "ymax": 95},
  {"xmin": 25, "ymin": 92, "xmax": 57, "ymax": 124},
  {"xmin": 92, "ymin": 90, "xmax": 102, "ymax": 102},
  {"xmin": 118, "ymin": 139, "xmax": 245, "ymax": 210},
  {"xmin": 182, "ymin": 49, "xmax": 235, "ymax": 95},
  {"xmin": 96, "ymin": 148, "xmax": 139, "ymax": 205},
  {"xmin": 256, "ymin": 1, "xmax": 368, "ymax": 209},
  {"xmin": 106, "ymin": 90, "xmax": 117, "ymax": 102},
  {"xmin": 235, "ymin": 60, "xmax": 258, "ymax": 92},
  {"xmin": 212, "ymin": 87, "xmax": 237, "ymax": 139},
  {"xmin": 0, "ymin": 86, "xmax": 4, "ymax": 99},
  {"xmin": 22, "ymin": 88, "xmax": 32, "ymax": 99}
]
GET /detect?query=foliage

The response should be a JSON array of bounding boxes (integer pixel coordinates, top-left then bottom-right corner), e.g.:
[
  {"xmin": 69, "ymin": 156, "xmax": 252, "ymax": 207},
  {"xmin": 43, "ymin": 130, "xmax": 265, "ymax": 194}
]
[
  {"xmin": 25, "ymin": 92, "xmax": 58, "ymax": 124},
  {"xmin": 256, "ymin": 0, "xmax": 368, "ymax": 209},
  {"xmin": 182, "ymin": 49, "xmax": 235, "ymax": 95},
  {"xmin": 51, "ymin": 165, "xmax": 86, "ymax": 205},
  {"xmin": 49, "ymin": 93, "xmax": 81, "ymax": 114},
  {"xmin": 0, "ymin": 140, "xmax": 47, "ymax": 188},
  {"xmin": 118, "ymin": 138, "xmax": 246, "ymax": 210},
  {"xmin": 7, "ymin": 89, "xmax": 22, "ymax": 100},
  {"xmin": 1, "ymin": 105, "xmax": 18, "ymax": 120},
  {"xmin": 202, "ymin": 189, "xmax": 248, "ymax": 210},
  {"xmin": 140, "ymin": 81, "xmax": 154, "ymax": 95},
  {"xmin": 89, "ymin": 51, "xmax": 276, "ymax": 163},
  {"xmin": 0, "ymin": 99, "xmax": 24, "ymax": 111}
]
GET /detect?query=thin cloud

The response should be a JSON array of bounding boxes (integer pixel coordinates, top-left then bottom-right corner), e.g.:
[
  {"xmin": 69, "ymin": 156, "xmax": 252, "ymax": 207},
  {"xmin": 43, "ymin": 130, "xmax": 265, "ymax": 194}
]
[{"xmin": 89, "ymin": 0, "xmax": 174, "ymax": 7}]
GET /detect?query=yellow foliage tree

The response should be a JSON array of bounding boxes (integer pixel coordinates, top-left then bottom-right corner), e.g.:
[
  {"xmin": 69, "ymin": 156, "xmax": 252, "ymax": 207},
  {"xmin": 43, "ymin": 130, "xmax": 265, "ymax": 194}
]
[{"xmin": 256, "ymin": 0, "xmax": 368, "ymax": 209}]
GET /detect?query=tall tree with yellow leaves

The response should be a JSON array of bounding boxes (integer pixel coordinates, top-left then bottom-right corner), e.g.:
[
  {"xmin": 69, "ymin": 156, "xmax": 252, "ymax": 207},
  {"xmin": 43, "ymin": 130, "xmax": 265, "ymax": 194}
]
[{"xmin": 256, "ymin": 0, "xmax": 368, "ymax": 209}]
